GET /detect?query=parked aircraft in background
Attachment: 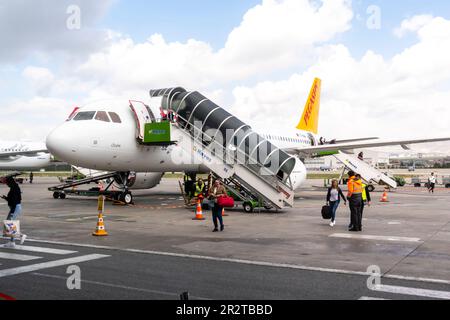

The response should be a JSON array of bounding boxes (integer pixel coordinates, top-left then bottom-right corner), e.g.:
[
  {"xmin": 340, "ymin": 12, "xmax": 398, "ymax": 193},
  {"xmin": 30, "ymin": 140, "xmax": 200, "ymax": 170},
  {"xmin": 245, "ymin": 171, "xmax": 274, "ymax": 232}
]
[{"xmin": 0, "ymin": 141, "xmax": 51, "ymax": 170}]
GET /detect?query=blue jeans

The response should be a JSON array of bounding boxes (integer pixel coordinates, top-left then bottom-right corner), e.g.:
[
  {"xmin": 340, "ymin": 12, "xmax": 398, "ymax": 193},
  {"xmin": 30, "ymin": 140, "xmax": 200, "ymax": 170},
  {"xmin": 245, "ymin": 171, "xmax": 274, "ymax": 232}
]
[
  {"xmin": 212, "ymin": 204, "xmax": 224, "ymax": 229},
  {"xmin": 329, "ymin": 200, "xmax": 340, "ymax": 222},
  {"xmin": 7, "ymin": 204, "xmax": 22, "ymax": 220}
]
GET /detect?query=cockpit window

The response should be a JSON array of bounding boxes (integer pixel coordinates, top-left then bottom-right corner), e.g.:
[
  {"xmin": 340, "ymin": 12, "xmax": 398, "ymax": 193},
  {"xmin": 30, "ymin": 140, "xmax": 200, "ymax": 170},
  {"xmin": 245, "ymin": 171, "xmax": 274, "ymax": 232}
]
[
  {"xmin": 73, "ymin": 111, "xmax": 96, "ymax": 121},
  {"xmin": 95, "ymin": 111, "xmax": 110, "ymax": 122},
  {"xmin": 108, "ymin": 112, "xmax": 122, "ymax": 123}
]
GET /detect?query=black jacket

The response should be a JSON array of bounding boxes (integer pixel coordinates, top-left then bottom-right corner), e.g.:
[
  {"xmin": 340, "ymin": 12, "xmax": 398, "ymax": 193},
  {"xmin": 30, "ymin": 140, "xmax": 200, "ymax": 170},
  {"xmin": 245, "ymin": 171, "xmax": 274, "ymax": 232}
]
[
  {"xmin": 326, "ymin": 187, "xmax": 346, "ymax": 203},
  {"xmin": 6, "ymin": 182, "xmax": 22, "ymax": 210}
]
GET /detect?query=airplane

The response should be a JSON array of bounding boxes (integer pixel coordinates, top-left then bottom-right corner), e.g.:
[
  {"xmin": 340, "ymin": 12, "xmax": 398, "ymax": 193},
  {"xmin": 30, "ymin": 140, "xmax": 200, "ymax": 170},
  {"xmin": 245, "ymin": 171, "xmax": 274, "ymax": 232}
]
[
  {"xmin": 45, "ymin": 78, "xmax": 450, "ymax": 200},
  {"xmin": 0, "ymin": 141, "xmax": 51, "ymax": 170}
]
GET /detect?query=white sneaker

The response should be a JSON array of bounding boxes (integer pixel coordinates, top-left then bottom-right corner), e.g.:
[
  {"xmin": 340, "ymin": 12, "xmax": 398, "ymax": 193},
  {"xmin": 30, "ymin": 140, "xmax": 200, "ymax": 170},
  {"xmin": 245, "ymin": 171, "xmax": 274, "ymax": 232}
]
[
  {"xmin": 4, "ymin": 241, "xmax": 16, "ymax": 248},
  {"xmin": 329, "ymin": 221, "xmax": 335, "ymax": 227},
  {"xmin": 20, "ymin": 234, "xmax": 27, "ymax": 245}
]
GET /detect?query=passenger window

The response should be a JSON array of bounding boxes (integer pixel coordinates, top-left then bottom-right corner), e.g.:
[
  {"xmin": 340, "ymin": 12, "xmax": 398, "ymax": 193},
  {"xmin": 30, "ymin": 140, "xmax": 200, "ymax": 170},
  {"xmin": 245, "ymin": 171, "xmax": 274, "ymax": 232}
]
[
  {"xmin": 73, "ymin": 111, "xmax": 96, "ymax": 121},
  {"xmin": 95, "ymin": 111, "xmax": 110, "ymax": 122},
  {"xmin": 109, "ymin": 112, "xmax": 122, "ymax": 123}
]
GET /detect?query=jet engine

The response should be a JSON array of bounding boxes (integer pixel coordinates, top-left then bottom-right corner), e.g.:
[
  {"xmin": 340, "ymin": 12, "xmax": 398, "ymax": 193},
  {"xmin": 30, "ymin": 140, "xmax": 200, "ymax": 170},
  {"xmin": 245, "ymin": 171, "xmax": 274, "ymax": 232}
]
[
  {"xmin": 290, "ymin": 158, "xmax": 307, "ymax": 191},
  {"xmin": 126, "ymin": 172, "xmax": 164, "ymax": 190}
]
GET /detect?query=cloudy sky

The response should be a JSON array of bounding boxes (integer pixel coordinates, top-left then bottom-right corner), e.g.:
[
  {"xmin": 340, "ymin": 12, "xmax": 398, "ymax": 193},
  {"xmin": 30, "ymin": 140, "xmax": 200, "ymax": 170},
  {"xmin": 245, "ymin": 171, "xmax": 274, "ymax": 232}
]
[{"xmin": 1, "ymin": 0, "xmax": 450, "ymax": 152}]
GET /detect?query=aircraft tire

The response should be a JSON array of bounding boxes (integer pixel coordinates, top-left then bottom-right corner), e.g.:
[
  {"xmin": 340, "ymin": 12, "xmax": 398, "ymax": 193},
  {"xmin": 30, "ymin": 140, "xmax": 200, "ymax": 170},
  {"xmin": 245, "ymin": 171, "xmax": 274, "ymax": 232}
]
[
  {"xmin": 53, "ymin": 192, "xmax": 60, "ymax": 199},
  {"xmin": 59, "ymin": 193, "xmax": 66, "ymax": 199},
  {"xmin": 120, "ymin": 192, "xmax": 133, "ymax": 204}
]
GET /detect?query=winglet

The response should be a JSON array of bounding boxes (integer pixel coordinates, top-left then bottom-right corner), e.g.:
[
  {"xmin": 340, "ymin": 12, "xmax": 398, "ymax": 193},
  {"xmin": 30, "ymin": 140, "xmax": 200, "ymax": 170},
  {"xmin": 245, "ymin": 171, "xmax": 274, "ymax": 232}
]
[{"xmin": 296, "ymin": 78, "xmax": 321, "ymax": 134}]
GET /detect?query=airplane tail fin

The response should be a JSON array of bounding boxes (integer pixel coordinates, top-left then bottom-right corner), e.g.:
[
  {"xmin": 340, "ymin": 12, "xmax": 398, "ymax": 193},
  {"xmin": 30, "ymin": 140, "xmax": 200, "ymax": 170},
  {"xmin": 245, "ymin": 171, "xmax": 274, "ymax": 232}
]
[{"xmin": 296, "ymin": 78, "xmax": 321, "ymax": 134}]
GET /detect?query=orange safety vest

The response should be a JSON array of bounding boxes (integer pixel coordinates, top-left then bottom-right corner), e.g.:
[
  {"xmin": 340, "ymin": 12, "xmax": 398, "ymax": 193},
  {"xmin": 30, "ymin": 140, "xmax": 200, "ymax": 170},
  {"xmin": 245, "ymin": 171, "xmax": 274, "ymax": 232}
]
[{"xmin": 347, "ymin": 177, "xmax": 363, "ymax": 197}]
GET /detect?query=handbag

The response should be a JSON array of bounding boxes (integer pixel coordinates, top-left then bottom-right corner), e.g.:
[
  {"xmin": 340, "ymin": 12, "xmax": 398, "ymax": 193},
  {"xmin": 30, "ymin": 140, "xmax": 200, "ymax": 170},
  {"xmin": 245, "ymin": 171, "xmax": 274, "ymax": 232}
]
[
  {"xmin": 3, "ymin": 220, "xmax": 20, "ymax": 238},
  {"xmin": 217, "ymin": 195, "xmax": 235, "ymax": 208}
]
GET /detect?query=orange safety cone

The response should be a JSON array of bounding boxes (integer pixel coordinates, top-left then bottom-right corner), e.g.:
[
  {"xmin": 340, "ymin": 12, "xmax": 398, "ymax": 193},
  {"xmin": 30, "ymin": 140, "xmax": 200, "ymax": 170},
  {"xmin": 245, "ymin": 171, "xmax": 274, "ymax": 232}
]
[
  {"xmin": 380, "ymin": 189, "xmax": 389, "ymax": 202},
  {"xmin": 221, "ymin": 207, "xmax": 228, "ymax": 216},
  {"xmin": 93, "ymin": 195, "xmax": 108, "ymax": 236},
  {"xmin": 93, "ymin": 212, "xmax": 108, "ymax": 236},
  {"xmin": 192, "ymin": 198, "xmax": 205, "ymax": 220}
]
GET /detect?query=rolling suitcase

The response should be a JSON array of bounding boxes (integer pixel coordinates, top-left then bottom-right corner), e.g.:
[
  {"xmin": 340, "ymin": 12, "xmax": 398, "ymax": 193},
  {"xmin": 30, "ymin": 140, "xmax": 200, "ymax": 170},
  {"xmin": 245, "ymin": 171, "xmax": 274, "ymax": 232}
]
[{"xmin": 321, "ymin": 205, "xmax": 332, "ymax": 219}]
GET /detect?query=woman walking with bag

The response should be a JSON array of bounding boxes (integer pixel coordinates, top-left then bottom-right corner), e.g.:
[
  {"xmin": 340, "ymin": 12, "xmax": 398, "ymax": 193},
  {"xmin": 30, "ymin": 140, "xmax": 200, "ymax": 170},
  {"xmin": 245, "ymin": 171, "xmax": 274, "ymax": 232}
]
[
  {"xmin": 2, "ymin": 177, "xmax": 26, "ymax": 247},
  {"xmin": 208, "ymin": 179, "xmax": 227, "ymax": 232},
  {"xmin": 326, "ymin": 179, "xmax": 346, "ymax": 227}
]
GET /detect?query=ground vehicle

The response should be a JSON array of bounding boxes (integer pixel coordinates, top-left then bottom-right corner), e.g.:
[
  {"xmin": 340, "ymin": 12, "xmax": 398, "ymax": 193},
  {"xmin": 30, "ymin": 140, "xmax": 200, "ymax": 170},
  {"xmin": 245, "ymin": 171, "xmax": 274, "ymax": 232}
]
[
  {"xmin": 394, "ymin": 176, "xmax": 406, "ymax": 187},
  {"xmin": 222, "ymin": 178, "xmax": 273, "ymax": 213},
  {"xmin": 49, "ymin": 172, "xmax": 134, "ymax": 204}
]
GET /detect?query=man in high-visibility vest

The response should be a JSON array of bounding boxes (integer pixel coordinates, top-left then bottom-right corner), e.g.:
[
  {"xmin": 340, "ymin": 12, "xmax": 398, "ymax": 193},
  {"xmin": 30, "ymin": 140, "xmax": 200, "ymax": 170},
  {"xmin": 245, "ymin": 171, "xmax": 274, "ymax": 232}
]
[
  {"xmin": 346, "ymin": 171, "xmax": 363, "ymax": 232},
  {"xmin": 356, "ymin": 174, "xmax": 371, "ymax": 230},
  {"xmin": 194, "ymin": 178, "xmax": 205, "ymax": 198}
]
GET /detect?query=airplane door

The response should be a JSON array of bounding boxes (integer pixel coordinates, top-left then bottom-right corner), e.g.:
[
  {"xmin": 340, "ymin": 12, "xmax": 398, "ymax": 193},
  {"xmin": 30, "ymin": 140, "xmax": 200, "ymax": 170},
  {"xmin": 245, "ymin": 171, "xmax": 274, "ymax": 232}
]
[{"xmin": 129, "ymin": 100, "xmax": 155, "ymax": 140}]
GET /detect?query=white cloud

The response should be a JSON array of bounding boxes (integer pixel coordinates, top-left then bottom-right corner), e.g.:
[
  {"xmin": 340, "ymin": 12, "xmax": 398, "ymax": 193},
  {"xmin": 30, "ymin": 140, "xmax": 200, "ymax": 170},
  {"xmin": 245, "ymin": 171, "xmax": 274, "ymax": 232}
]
[
  {"xmin": 0, "ymin": 96, "xmax": 73, "ymax": 141},
  {"xmin": 394, "ymin": 14, "xmax": 433, "ymax": 38},
  {"xmin": 68, "ymin": 0, "xmax": 353, "ymax": 95},
  {"xmin": 218, "ymin": 0, "xmax": 353, "ymax": 75},
  {"xmin": 22, "ymin": 66, "xmax": 55, "ymax": 96},
  {"xmin": 230, "ymin": 16, "xmax": 450, "ymax": 153},
  {"xmin": 0, "ymin": 0, "xmax": 113, "ymax": 64}
]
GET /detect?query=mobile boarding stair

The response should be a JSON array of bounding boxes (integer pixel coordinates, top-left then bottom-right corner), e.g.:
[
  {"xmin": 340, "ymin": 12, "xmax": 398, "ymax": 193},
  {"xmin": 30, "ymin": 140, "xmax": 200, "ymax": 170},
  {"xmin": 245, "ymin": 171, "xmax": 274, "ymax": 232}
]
[
  {"xmin": 129, "ymin": 88, "xmax": 297, "ymax": 210},
  {"xmin": 333, "ymin": 151, "xmax": 397, "ymax": 189},
  {"xmin": 218, "ymin": 174, "xmax": 275, "ymax": 212}
]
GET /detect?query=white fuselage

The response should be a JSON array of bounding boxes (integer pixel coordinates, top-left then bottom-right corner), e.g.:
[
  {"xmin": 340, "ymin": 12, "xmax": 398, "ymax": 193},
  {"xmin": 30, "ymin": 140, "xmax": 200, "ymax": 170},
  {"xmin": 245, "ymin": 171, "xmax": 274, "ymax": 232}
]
[
  {"xmin": 0, "ymin": 141, "xmax": 51, "ymax": 170},
  {"xmin": 46, "ymin": 101, "xmax": 312, "ymax": 189}
]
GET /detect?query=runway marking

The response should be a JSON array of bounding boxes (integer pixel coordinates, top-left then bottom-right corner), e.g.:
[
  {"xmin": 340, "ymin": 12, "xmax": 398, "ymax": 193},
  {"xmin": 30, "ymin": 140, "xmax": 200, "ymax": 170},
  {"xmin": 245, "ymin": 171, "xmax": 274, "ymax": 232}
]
[
  {"xmin": 371, "ymin": 284, "xmax": 450, "ymax": 300},
  {"xmin": 384, "ymin": 274, "xmax": 450, "ymax": 285},
  {"xmin": 0, "ymin": 252, "xmax": 41, "ymax": 261},
  {"xmin": 358, "ymin": 296, "xmax": 389, "ymax": 300},
  {"xmin": 0, "ymin": 254, "xmax": 109, "ymax": 278},
  {"xmin": 131, "ymin": 204, "xmax": 185, "ymax": 210},
  {"xmin": 32, "ymin": 273, "xmax": 210, "ymax": 300},
  {"xmin": 329, "ymin": 233, "xmax": 422, "ymax": 243},
  {"xmin": 65, "ymin": 216, "xmax": 97, "ymax": 222},
  {"xmin": 20, "ymin": 238, "xmax": 450, "ymax": 286},
  {"xmin": 8, "ymin": 245, "xmax": 77, "ymax": 255}
]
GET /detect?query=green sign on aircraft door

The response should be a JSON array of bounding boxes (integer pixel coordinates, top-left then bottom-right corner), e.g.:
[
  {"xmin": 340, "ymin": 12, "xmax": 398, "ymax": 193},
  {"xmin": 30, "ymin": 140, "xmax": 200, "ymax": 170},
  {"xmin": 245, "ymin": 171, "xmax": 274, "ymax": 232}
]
[{"xmin": 143, "ymin": 122, "xmax": 171, "ymax": 144}]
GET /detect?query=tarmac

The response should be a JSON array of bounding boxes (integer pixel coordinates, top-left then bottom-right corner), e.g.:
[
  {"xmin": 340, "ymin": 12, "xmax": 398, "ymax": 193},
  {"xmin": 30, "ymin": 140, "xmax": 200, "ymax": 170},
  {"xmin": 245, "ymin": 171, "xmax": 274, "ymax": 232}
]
[{"xmin": 1, "ymin": 176, "xmax": 449, "ymax": 300}]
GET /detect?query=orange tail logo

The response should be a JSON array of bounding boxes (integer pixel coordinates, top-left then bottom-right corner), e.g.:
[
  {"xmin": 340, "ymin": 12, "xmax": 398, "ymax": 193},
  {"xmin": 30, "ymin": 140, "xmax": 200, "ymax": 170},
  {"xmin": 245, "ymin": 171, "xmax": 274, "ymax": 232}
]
[{"xmin": 296, "ymin": 78, "xmax": 321, "ymax": 134}]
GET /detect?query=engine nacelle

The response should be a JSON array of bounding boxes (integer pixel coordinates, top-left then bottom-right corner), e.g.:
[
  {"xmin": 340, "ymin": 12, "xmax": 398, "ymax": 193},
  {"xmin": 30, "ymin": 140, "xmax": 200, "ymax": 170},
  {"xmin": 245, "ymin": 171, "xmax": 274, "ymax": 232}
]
[
  {"xmin": 126, "ymin": 172, "xmax": 164, "ymax": 190},
  {"xmin": 290, "ymin": 158, "xmax": 307, "ymax": 191}
]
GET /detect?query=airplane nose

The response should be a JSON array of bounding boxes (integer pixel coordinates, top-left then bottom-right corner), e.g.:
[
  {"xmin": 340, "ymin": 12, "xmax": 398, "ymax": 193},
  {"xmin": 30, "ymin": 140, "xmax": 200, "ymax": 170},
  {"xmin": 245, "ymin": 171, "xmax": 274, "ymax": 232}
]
[{"xmin": 46, "ymin": 125, "xmax": 78, "ymax": 162}]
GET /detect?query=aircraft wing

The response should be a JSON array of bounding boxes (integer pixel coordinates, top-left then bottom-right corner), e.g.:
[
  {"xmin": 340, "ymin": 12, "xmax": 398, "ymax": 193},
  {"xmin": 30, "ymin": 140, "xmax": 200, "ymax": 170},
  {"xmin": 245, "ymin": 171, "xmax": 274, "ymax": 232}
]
[
  {"xmin": 284, "ymin": 137, "xmax": 450, "ymax": 157},
  {"xmin": 332, "ymin": 137, "xmax": 378, "ymax": 144}
]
